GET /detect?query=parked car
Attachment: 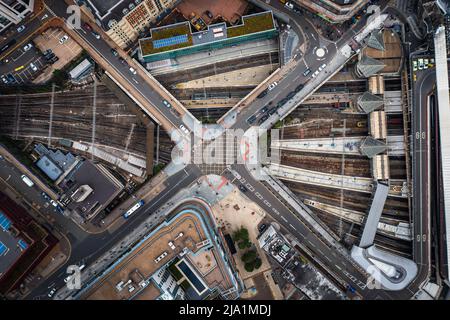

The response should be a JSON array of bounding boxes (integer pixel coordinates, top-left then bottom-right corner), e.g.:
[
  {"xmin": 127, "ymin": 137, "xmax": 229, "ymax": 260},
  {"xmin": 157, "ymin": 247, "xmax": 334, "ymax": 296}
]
[
  {"xmin": 258, "ymin": 114, "xmax": 269, "ymax": 124},
  {"xmin": 29, "ymin": 62, "xmax": 37, "ymax": 72},
  {"xmin": 412, "ymin": 60, "xmax": 418, "ymax": 71},
  {"xmin": 84, "ymin": 23, "xmax": 92, "ymax": 31},
  {"xmin": 179, "ymin": 124, "xmax": 189, "ymax": 134},
  {"xmin": 303, "ymin": 68, "xmax": 311, "ymax": 76},
  {"xmin": 311, "ymin": 70, "xmax": 320, "ymax": 78},
  {"xmin": 17, "ymin": 25, "xmax": 25, "ymax": 33},
  {"xmin": 163, "ymin": 100, "xmax": 171, "ymax": 108},
  {"xmin": 119, "ymin": 57, "xmax": 126, "ymax": 65},
  {"xmin": 257, "ymin": 89, "xmax": 268, "ymax": 99},
  {"xmin": 23, "ymin": 43, "xmax": 33, "ymax": 51},
  {"xmin": 110, "ymin": 48, "xmax": 118, "ymax": 56},
  {"xmin": 59, "ymin": 35, "xmax": 69, "ymax": 44},
  {"xmin": 268, "ymin": 107, "xmax": 277, "ymax": 115},
  {"xmin": 92, "ymin": 31, "xmax": 101, "ymax": 39},
  {"xmin": 205, "ymin": 10, "xmax": 213, "ymax": 19},
  {"xmin": 268, "ymin": 81, "xmax": 278, "ymax": 91},
  {"xmin": 261, "ymin": 105, "xmax": 269, "ymax": 113},
  {"xmin": 318, "ymin": 63, "xmax": 327, "ymax": 71},
  {"xmin": 258, "ymin": 223, "xmax": 267, "ymax": 233},
  {"xmin": 129, "ymin": 67, "xmax": 137, "ymax": 75},
  {"xmin": 295, "ymin": 84, "xmax": 304, "ymax": 92},
  {"xmin": 247, "ymin": 115, "xmax": 257, "ymax": 125}
]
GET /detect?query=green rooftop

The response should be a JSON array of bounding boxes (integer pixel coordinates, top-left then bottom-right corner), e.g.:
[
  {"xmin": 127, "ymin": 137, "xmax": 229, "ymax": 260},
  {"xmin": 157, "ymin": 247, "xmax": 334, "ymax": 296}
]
[
  {"xmin": 227, "ymin": 12, "xmax": 275, "ymax": 38},
  {"xmin": 140, "ymin": 11, "xmax": 276, "ymax": 59}
]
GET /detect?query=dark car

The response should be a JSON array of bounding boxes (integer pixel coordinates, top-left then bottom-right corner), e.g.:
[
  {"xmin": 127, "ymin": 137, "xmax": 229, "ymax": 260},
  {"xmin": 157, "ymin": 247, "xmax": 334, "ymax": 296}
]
[
  {"xmin": 247, "ymin": 115, "xmax": 257, "ymax": 125},
  {"xmin": 43, "ymin": 49, "xmax": 52, "ymax": 56},
  {"xmin": 56, "ymin": 205, "xmax": 65, "ymax": 214},
  {"xmin": 45, "ymin": 52, "xmax": 55, "ymax": 60},
  {"xmin": 258, "ymin": 114, "xmax": 269, "ymax": 124},
  {"xmin": 261, "ymin": 105, "xmax": 269, "ymax": 113},
  {"xmin": 303, "ymin": 68, "xmax": 311, "ymax": 76},
  {"xmin": 286, "ymin": 92, "xmax": 296, "ymax": 100},
  {"xmin": 205, "ymin": 10, "xmax": 213, "ymax": 19},
  {"xmin": 295, "ymin": 84, "xmax": 304, "ymax": 92},
  {"xmin": 258, "ymin": 223, "xmax": 267, "ymax": 233},
  {"xmin": 257, "ymin": 89, "xmax": 268, "ymax": 99},
  {"xmin": 238, "ymin": 185, "xmax": 248, "ymax": 192},
  {"xmin": 119, "ymin": 57, "xmax": 127, "ymax": 65},
  {"xmin": 111, "ymin": 48, "xmax": 118, "ymax": 56},
  {"xmin": 84, "ymin": 23, "xmax": 92, "ymax": 31},
  {"xmin": 268, "ymin": 107, "xmax": 277, "ymax": 115}
]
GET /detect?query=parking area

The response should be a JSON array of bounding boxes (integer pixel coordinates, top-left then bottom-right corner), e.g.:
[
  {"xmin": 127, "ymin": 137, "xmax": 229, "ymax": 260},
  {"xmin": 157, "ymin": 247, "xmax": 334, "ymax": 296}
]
[
  {"xmin": 0, "ymin": 42, "xmax": 47, "ymax": 85},
  {"xmin": 32, "ymin": 28, "xmax": 83, "ymax": 83}
]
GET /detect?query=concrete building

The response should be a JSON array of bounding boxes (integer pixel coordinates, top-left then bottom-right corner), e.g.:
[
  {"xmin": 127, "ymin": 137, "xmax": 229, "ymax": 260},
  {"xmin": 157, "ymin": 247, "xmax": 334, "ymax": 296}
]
[
  {"xmin": 139, "ymin": 11, "xmax": 277, "ymax": 63},
  {"xmin": 68, "ymin": 58, "xmax": 94, "ymax": 82},
  {"xmin": 79, "ymin": 208, "xmax": 241, "ymax": 300},
  {"xmin": 0, "ymin": 0, "xmax": 34, "ymax": 33},
  {"xmin": 292, "ymin": 0, "xmax": 368, "ymax": 23},
  {"xmin": 83, "ymin": 0, "xmax": 177, "ymax": 49}
]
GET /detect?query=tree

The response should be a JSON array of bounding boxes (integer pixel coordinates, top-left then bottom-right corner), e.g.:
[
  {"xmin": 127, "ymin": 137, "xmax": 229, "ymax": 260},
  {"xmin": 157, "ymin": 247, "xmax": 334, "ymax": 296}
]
[
  {"xmin": 242, "ymin": 250, "xmax": 257, "ymax": 263},
  {"xmin": 244, "ymin": 262, "xmax": 255, "ymax": 272},
  {"xmin": 254, "ymin": 258, "xmax": 262, "ymax": 270}
]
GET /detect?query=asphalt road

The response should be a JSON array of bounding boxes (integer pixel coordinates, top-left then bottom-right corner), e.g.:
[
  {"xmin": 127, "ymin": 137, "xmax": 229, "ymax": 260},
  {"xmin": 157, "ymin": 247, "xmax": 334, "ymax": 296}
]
[
  {"xmin": 25, "ymin": 164, "xmax": 200, "ymax": 299},
  {"xmin": 18, "ymin": 0, "xmax": 427, "ymax": 300}
]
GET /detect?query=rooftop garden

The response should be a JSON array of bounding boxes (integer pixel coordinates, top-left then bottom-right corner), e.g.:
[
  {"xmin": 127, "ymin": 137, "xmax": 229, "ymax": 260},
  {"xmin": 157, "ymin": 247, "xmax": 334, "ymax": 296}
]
[
  {"xmin": 227, "ymin": 12, "xmax": 275, "ymax": 39},
  {"xmin": 140, "ymin": 22, "xmax": 193, "ymax": 56}
]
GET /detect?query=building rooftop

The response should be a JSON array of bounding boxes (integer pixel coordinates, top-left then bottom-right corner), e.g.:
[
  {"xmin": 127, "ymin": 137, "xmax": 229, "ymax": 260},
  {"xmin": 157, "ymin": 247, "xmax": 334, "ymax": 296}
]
[
  {"xmin": 0, "ymin": 211, "xmax": 28, "ymax": 280},
  {"xmin": 60, "ymin": 160, "xmax": 123, "ymax": 220},
  {"xmin": 258, "ymin": 225, "xmax": 294, "ymax": 267},
  {"xmin": 83, "ymin": 209, "xmax": 238, "ymax": 300},
  {"xmin": 356, "ymin": 55, "xmax": 385, "ymax": 78},
  {"xmin": 139, "ymin": 11, "xmax": 275, "ymax": 57},
  {"xmin": 357, "ymin": 91, "xmax": 384, "ymax": 113},
  {"xmin": 359, "ymin": 136, "xmax": 388, "ymax": 158}
]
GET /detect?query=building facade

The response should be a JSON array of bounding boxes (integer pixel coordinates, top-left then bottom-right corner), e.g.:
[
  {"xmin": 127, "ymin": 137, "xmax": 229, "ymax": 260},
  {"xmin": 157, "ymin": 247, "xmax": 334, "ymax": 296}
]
[
  {"xmin": 0, "ymin": 0, "xmax": 34, "ymax": 33},
  {"xmin": 84, "ymin": 0, "xmax": 177, "ymax": 49}
]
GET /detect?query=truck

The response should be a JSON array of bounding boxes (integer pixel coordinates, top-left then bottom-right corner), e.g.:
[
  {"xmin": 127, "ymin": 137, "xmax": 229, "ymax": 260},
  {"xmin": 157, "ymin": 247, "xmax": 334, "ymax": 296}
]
[{"xmin": 21, "ymin": 175, "xmax": 34, "ymax": 187}]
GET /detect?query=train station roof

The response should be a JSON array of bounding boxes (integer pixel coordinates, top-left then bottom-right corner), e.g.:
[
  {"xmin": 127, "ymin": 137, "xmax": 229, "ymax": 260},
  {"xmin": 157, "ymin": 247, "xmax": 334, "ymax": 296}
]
[
  {"xmin": 359, "ymin": 136, "xmax": 388, "ymax": 158},
  {"xmin": 356, "ymin": 55, "xmax": 385, "ymax": 78},
  {"xmin": 357, "ymin": 91, "xmax": 384, "ymax": 113},
  {"xmin": 367, "ymin": 31, "xmax": 385, "ymax": 51}
]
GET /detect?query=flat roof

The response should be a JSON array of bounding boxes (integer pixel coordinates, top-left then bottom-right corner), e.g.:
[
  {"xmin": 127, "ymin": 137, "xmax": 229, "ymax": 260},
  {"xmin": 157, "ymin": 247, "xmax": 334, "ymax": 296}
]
[
  {"xmin": 0, "ymin": 212, "xmax": 27, "ymax": 279},
  {"xmin": 140, "ymin": 11, "xmax": 275, "ymax": 57},
  {"xmin": 62, "ymin": 161, "xmax": 121, "ymax": 218},
  {"xmin": 83, "ymin": 209, "xmax": 235, "ymax": 300}
]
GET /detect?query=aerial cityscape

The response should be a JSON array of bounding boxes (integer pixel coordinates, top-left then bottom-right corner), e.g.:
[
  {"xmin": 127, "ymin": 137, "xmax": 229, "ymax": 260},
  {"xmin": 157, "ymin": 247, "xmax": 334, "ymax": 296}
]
[{"xmin": 0, "ymin": 0, "xmax": 449, "ymax": 304}]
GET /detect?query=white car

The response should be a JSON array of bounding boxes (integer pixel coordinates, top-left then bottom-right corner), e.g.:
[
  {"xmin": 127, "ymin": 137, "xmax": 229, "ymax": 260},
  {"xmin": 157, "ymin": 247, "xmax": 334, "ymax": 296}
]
[
  {"xmin": 17, "ymin": 25, "xmax": 25, "ymax": 33},
  {"xmin": 59, "ymin": 35, "xmax": 69, "ymax": 44},
  {"xmin": 30, "ymin": 62, "xmax": 37, "ymax": 72},
  {"xmin": 23, "ymin": 43, "xmax": 33, "ymax": 51},
  {"xmin": 267, "ymin": 81, "xmax": 278, "ymax": 91},
  {"xmin": 285, "ymin": 2, "xmax": 294, "ymax": 10},
  {"xmin": 129, "ymin": 67, "xmax": 137, "ymax": 75},
  {"xmin": 318, "ymin": 63, "xmax": 327, "ymax": 71},
  {"xmin": 311, "ymin": 70, "xmax": 320, "ymax": 78},
  {"xmin": 48, "ymin": 288, "xmax": 57, "ymax": 298},
  {"xmin": 179, "ymin": 124, "xmax": 189, "ymax": 135},
  {"xmin": 163, "ymin": 100, "xmax": 171, "ymax": 108},
  {"xmin": 50, "ymin": 200, "xmax": 58, "ymax": 207}
]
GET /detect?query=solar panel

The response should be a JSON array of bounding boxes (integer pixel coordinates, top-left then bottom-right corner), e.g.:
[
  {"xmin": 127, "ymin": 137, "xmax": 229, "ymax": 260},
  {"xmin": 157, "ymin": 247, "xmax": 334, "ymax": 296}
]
[
  {"xmin": 153, "ymin": 34, "xmax": 188, "ymax": 49},
  {"xmin": 0, "ymin": 213, "xmax": 11, "ymax": 231},
  {"xmin": 18, "ymin": 239, "xmax": 28, "ymax": 250},
  {"xmin": 0, "ymin": 242, "xmax": 7, "ymax": 255}
]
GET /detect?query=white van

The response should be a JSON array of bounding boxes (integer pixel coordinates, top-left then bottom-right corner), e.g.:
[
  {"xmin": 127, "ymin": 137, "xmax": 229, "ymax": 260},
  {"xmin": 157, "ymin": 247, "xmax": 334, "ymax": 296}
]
[{"xmin": 21, "ymin": 175, "xmax": 34, "ymax": 187}]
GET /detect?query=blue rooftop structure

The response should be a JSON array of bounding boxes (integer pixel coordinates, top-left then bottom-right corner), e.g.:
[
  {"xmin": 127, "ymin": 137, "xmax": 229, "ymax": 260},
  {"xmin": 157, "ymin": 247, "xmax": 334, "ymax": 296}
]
[
  {"xmin": 0, "ymin": 212, "xmax": 11, "ymax": 231},
  {"xmin": 153, "ymin": 34, "xmax": 189, "ymax": 49},
  {"xmin": 36, "ymin": 155, "xmax": 63, "ymax": 181}
]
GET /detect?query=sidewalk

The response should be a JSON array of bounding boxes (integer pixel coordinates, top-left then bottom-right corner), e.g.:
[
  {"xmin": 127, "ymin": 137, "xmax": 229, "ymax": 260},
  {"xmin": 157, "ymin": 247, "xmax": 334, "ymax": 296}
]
[{"xmin": 0, "ymin": 145, "xmax": 58, "ymax": 200}]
